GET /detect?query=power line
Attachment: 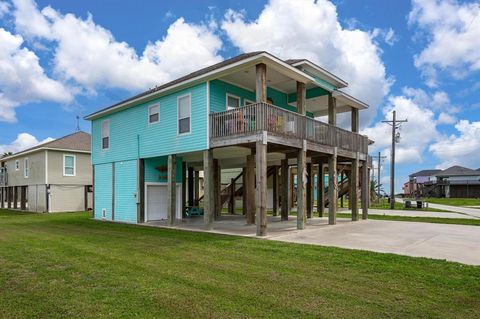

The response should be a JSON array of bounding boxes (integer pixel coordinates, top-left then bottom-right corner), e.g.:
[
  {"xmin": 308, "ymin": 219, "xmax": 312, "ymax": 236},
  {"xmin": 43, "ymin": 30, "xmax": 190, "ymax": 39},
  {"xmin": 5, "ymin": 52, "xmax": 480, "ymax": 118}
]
[{"xmin": 382, "ymin": 110, "xmax": 407, "ymax": 209}]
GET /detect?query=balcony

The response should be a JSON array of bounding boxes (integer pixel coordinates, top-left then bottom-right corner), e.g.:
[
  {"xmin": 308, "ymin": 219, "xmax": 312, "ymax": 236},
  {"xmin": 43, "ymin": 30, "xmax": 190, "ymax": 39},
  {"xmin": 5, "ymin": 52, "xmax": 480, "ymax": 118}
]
[{"xmin": 209, "ymin": 102, "xmax": 368, "ymax": 155}]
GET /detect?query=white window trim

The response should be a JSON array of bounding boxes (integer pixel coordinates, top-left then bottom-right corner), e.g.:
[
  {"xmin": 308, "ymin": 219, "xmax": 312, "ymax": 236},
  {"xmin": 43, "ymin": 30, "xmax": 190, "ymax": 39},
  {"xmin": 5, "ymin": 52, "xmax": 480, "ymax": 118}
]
[
  {"xmin": 101, "ymin": 119, "xmax": 110, "ymax": 150},
  {"xmin": 244, "ymin": 99, "xmax": 255, "ymax": 106},
  {"xmin": 15, "ymin": 160, "xmax": 19, "ymax": 171},
  {"xmin": 63, "ymin": 154, "xmax": 76, "ymax": 177},
  {"xmin": 24, "ymin": 158, "xmax": 28, "ymax": 178},
  {"xmin": 177, "ymin": 93, "xmax": 192, "ymax": 136},
  {"xmin": 148, "ymin": 103, "xmax": 160, "ymax": 125},
  {"xmin": 226, "ymin": 93, "xmax": 241, "ymax": 110}
]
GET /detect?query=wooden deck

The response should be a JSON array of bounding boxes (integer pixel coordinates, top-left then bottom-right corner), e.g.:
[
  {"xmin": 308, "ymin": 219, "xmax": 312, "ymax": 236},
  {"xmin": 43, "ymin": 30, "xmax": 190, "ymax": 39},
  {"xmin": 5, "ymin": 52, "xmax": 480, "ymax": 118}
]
[{"xmin": 209, "ymin": 102, "xmax": 368, "ymax": 158}]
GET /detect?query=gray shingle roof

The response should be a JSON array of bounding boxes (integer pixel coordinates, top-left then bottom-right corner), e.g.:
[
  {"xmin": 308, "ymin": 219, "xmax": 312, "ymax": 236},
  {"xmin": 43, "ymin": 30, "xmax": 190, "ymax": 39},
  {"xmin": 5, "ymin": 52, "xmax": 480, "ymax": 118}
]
[
  {"xmin": 2, "ymin": 131, "xmax": 91, "ymax": 160},
  {"xmin": 409, "ymin": 169, "xmax": 442, "ymax": 177},
  {"xmin": 435, "ymin": 165, "xmax": 480, "ymax": 177}
]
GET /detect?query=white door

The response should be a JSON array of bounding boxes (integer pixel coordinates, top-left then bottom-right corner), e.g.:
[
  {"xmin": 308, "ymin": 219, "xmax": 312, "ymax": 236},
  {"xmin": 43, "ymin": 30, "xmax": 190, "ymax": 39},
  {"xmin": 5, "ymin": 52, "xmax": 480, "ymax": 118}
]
[{"xmin": 146, "ymin": 184, "xmax": 182, "ymax": 222}]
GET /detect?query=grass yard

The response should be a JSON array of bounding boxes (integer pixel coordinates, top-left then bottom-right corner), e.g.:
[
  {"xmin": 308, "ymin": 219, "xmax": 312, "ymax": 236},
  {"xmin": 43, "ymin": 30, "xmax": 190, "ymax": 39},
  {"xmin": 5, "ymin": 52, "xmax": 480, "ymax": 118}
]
[
  {"xmin": 423, "ymin": 197, "xmax": 480, "ymax": 207},
  {"xmin": 337, "ymin": 212, "xmax": 480, "ymax": 226},
  {"xmin": 1, "ymin": 210, "xmax": 479, "ymax": 318},
  {"xmin": 370, "ymin": 198, "xmax": 449, "ymax": 212}
]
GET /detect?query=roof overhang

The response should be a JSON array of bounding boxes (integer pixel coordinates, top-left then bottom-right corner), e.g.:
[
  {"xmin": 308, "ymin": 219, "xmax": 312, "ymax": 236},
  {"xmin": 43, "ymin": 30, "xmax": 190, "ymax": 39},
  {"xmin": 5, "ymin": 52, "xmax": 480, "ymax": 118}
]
[
  {"xmin": 85, "ymin": 52, "xmax": 317, "ymax": 121},
  {"xmin": 290, "ymin": 60, "xmax": 348, "ymax": 88}
]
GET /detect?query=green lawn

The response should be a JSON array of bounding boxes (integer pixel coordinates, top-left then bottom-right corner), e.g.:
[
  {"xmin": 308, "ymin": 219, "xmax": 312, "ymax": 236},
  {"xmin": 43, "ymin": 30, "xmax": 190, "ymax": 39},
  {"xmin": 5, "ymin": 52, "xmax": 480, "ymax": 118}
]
[
  {"xmin": 1, "ymin": 210, "xmax": 479, "ymax": 318},
  {"xmin": 422, "ymin": 198, "xmax": 480, "ymax": 207},
  {"xmin": 370, "ymin": 198, "xmax": 449, "ymax": 212},
  {"xmin": 337, "ymin": 213, "xmax": 480, "ymax": 226}
]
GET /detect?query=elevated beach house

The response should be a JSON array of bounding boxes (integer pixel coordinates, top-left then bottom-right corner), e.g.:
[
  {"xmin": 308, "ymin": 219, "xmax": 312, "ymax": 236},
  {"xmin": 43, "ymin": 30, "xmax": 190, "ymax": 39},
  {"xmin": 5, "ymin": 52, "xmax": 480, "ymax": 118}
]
[
  {"xmin": 0, "ymin": 131, "xmax": 93, "ymax": 212},
  {"xmin": 85, "ymin": 51, "xmax": 371, "ymax": 236}
]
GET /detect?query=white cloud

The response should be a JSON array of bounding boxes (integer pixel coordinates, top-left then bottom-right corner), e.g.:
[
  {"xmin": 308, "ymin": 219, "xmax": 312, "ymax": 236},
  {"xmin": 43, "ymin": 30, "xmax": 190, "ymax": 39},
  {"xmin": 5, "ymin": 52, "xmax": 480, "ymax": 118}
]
[
  {"xmin": 409, "ymin": 0, "xmax": 480, "ymax": 85},
  {"xmin": 0, "ymin": 27, "xmax": 73, "ymax": 122},
  {"xmin": 362, "ymin": 93, "xmax": 438, "ymax": 164},
  {"xmin": 0, "ymin": 132, "xmax": 54, "ymax": 155},
  {"xmin": 221, "ymin": 0, "xmax": 392, "ymax": 126},
  {"xmin": 429, "ymin": 120, "xmax": 480, "ymax": 169},
  {"xmin": 401, "ymin": 86, "xmax": 459, "ymax": 113},
  {"xmin": 437, "ymin": 112, "xmax": 456, "ymax": 125},
  {"xmin": 12, "ymin": 0, "xmax": 223, "ymax": 92}
]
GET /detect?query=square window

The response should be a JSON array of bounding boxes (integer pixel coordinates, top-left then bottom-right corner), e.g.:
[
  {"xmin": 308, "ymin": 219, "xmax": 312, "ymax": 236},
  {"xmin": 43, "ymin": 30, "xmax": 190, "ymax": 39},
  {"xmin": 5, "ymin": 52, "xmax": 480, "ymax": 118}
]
[
  {"xmin": 101, "ymin": 120, "xmax": 110, "ymax": 150},
  {"xmin": 227, "ymin": 95, "xmax": 240, "ymax": 109},
  {"xmin": 64, "ymin": 155, "xmax": 75, "ymax": 176},
  {"xmin": 178, "ymin": 95, "xmax": 191, "ymax": 134},
  {"xmin": 179, "ymin": 118, "xmax": 190, "ymax": 134}
]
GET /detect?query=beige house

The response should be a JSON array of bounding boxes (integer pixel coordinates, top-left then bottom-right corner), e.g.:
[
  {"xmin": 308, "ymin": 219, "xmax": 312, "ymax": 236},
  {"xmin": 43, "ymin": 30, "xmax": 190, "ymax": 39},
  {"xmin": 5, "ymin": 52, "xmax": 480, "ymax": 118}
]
[{"xmin": 0, "ymin": 131, "xmax": 93, "ymax": 212}]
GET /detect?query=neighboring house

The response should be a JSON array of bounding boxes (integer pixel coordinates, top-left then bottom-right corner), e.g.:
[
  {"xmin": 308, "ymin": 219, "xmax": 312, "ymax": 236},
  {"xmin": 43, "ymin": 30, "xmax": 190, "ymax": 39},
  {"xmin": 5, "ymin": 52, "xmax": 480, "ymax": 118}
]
[
  {"xmin": 85, "ymin": 51, "xmax": 372, "ymax": 236},
  {"xmin": 404, "ymin": 169, "xmax": 441, "ymax": 197},
  {"xmin": 0, "ymin": 131, "xmax": 93, "ymax": 212},
  {"xmin": 435, "ymin": 166, "xmax": 480, "ymax": 198},
  {"xmin": 404, "ymin": 166, "xmax": 480, "ymax": 198}
]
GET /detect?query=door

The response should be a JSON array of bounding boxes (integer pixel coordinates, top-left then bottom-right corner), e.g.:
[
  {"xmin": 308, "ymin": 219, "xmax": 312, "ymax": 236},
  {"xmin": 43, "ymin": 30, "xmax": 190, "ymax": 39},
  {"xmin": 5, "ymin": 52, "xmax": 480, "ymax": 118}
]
[{"xmin": 146, "ymin": 184, "xmax": 182, "ymax": 222}]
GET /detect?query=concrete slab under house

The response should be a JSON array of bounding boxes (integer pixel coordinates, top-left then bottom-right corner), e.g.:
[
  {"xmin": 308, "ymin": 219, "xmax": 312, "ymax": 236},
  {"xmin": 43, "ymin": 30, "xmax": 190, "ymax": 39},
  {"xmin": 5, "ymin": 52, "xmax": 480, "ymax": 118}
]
[{"xmin": 85, "ymin": 51, "xmax": 373, "ymax": 236}]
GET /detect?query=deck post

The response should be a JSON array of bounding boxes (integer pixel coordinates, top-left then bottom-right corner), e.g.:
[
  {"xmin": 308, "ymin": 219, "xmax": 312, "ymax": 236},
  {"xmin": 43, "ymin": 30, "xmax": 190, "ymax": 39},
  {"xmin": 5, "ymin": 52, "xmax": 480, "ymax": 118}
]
[
  {"xmin": 194, "ymin": 170, "xmax": 200, "ymax": 206},
  {"xmin": 20, "ymin": 186, "xmax": 26, "ymax": 210},
  {"xmin": 362, "ymin": 162, "xmax": 369, "ymax": 219},
  {"xmin": 182, "ymin": 161, "xmax": 187, "ymax": 218},
  {"xmin": 203, "ymin": 149, "xmax": 214, "ymax": 229},
  {"xmin": 229, "ymin": 178, "xmax": 236, "ymax": 214},
  {"xmin": 242, "ymin": 167, "xmax": 246, "ymax": 215},
  {"xmin": 289, "ymin": 168, "xmax": 294, "ymax": 210},
  {"xmin": 346, "ymin": 171, "xmax": 352, "ymax": 210},
  {"xmin": 340, "ymin": 171, "xmax": 344, "ymax": 208},
  {"xmin": 317, "ymin": 161, "xmax": 325, "ymax": 217},
  {"xmin": 351, "ymin": 107, "xmax": 359, "ymax": 133},
  {"xmin": 256, "ymin": 63, "xmax": 267, "ymax": 103},
  {"xmin": 167, "ymin": 154, "xmax": 177, "ymax": 226},
  {"xmin": 306, "ymin": 162, "xmax": 313, "ymax": 218},
  {"xmin": 297, "ymin": 141, "xmax": 307, "ymax": 229},
  {"xmin": 213, "ymin": 159, "xmax": 220, "ymax": 220},
  {"xmin": 351, "ymin": 153, "xmax": 359, "ymax": 221},
  {"xmin": 272, "ymin": 166, "xmax": 278, "ymax": 216},
  {"xmin": 246, "ymin": 154, "xmax": 256, "ymax": 224},
  {"xmin": 13, "ymin": 186, "xmax": 18, "ymax": 209},
  {"xmin": 188, "ymin": 166, "xmax": 194, "ymax": 207},
  {"xmin": 7, "ymin": 187, "xmax": 11, "ymax": 209},
  {"xmin": 0, "ymin": 187, "xmax": 3, "ymax": 209},
  {"xmin": 281, "ymin": 159, "xmax": 289, "ymax": 221},
  {"xmin": 328, "ymin": 93, "xmax": 337, "ymax": 126},
  {"xmin": 328, "ymin": 148, "xmax": 338, "ymax": 225},
  {"xmin": 256, "ymin": 138, "xmax": 268, "ymax": 236}
]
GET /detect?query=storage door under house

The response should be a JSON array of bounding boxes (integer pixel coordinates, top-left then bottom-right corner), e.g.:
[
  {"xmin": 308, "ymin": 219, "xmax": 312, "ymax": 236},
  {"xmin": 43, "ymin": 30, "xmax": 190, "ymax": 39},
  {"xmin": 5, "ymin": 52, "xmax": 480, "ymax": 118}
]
[{"xmin": 145, "ymin": 184, "xmax": 182, "ymax": 222}]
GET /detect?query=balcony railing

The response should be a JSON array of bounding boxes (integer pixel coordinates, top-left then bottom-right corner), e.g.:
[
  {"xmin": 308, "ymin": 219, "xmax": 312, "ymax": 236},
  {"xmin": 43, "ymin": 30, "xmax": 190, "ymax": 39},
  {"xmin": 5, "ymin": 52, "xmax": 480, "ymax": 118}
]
[{"xmin": 210, "ymin": 102, "xmax": 368, "ymax": 154}]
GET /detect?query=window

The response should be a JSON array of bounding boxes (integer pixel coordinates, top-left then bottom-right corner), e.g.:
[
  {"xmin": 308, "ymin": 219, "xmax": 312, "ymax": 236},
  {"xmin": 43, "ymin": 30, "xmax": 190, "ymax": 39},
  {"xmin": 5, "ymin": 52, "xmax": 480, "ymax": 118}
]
[
  {"xmin": 24, "ymin": 158, "xmax": 28, "ymax": 178},
  {"xmin": 15, "ymin": 160, "xmax": 19, "ymax": 171},
  {"xmin": 148, "ymin": 103, "xmax": 160, "ymax": 124},
  {"xmin": 178, "ymin": 94, "xmax": 191, "ymax": 134},
  {"xmin": 226, "ymin": 94, "xmax": 240, "ymax": 110},
  {"xmin": 101, "ymin": 120, "xmax": 110, "ymax": 150},
  {"xmin": 63, "ymin": 154, "xmax": 76, "ymax": 176}
]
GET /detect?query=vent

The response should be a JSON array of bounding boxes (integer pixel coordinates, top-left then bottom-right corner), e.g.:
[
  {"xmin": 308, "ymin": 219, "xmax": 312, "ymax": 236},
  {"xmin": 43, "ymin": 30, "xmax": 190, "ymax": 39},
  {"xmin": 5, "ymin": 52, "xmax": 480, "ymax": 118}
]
[{"xmin": 102, "ymin": 209, "xmax": 106, "ymax": 219}]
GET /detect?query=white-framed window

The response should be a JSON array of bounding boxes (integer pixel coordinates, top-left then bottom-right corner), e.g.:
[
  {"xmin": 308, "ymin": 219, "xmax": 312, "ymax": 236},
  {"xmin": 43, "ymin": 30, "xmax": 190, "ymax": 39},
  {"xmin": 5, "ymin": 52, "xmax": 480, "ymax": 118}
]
[
  {"xmin": 226, "ymin": 94, "xmax": 240, "ymax": 110},
  {"xmin": 148, "ymin": 103, "xmax": 160, "ymax": 124},
  {"xmin": 178, "ymin": 94, "xmax": 191, "ymax": 135},
  {"xmin": 101, "ymin": 120, "xmax": 110, "ymax": 150},
  {"xmin": 244, "ymin": 99, "xmax": 255, "ymax": 106},
  {"xmin": 63, "ymin": 154, "xmax": 76, "ymax": 176},
  {"xmin": 24, "ymin": 158, "xmax": 28, "ymax": 178},
  {"xmin": 15, "ymin": 160, "xmax": 19, "ymax": 171}
]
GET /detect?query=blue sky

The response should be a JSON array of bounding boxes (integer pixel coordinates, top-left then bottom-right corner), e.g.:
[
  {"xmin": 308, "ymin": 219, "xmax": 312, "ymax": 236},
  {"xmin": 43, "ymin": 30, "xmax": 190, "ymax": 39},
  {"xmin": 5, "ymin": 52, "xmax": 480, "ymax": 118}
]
[{"xmin": 0, "ymin": 0, "xmax": 479, "ymax": 193}]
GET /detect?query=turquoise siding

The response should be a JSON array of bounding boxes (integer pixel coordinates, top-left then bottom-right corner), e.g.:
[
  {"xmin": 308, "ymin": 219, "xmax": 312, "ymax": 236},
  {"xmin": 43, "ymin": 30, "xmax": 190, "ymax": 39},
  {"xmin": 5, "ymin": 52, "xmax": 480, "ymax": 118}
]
[
  {"xmin": 145, "ymin": 156, "xmax": 183, "ymax": 183},
  {"xmin": 92, "ymin": 82, "xmax": 208, "ymax": 165},
  {"xmin": 209, "ymin": 80, "xmax": 315, "ymax": 117},
  {"xmin": 114, "ymin": 160, "xmax": 138, "ymax": 223},
  {"xmin": 94, "ymin": 163, "xmax": 113, "ymax": 220}
]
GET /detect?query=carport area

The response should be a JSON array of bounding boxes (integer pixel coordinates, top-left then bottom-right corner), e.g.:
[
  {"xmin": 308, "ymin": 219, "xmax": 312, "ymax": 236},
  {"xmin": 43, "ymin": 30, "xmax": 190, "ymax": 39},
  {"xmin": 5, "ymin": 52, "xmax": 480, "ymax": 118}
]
[{"xmin": 145, "ymin": 215, "xmax": 480, "ymax": 265}]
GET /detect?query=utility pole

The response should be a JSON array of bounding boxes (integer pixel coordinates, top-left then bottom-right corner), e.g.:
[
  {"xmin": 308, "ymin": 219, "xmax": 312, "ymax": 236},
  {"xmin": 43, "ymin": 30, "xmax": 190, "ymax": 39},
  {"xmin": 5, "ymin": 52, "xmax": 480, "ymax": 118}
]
[
  {"xmin": 377, "ymin": 152, "xmax": 386, "ymax": 198},
  {"xmin": 382, "ymin": 110, "xmax": 407, "ymax": 209}
]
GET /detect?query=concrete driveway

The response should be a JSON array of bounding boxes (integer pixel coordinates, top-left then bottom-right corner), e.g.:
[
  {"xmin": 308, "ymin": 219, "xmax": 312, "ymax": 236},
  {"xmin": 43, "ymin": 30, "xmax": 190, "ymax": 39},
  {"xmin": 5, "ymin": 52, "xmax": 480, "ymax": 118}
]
[{"xmin": 147, "ymin": 215, "xmax": 480, "ymax": 266}]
